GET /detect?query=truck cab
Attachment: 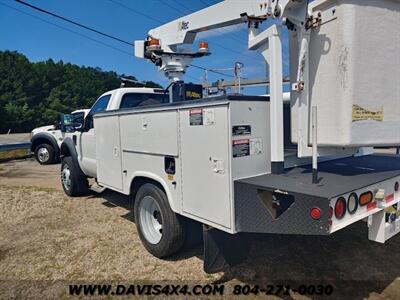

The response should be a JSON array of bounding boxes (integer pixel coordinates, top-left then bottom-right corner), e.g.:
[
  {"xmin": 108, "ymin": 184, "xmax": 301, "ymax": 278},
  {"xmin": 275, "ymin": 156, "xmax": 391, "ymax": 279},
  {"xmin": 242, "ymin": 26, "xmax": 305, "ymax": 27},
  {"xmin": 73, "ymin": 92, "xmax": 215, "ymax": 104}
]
[{"xmin": 60, "ymin": 87, "xmax": 168, "ymax": 178}]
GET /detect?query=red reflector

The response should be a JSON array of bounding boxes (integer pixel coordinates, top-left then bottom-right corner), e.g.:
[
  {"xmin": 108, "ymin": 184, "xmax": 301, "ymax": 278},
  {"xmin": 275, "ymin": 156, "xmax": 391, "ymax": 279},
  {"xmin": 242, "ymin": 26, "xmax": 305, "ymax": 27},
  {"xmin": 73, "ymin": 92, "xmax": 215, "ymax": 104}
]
[
  {"xmin": 311, "ymin": 207, "xmax": 322, "ymax": 220},
  {"xmin": 359, "ymin": 191, "xmax": 373, "ymax": 206},
  {"xmin": 367, "ymin": 202, "xmax": 377, "ymax": 211},
  {"xmin": 335, "ymin": 197, "xmax": 346, "ymax": 220},
  {"xmin": 386, "ymin": 194, "xmax": 395, "ymax": 203}
]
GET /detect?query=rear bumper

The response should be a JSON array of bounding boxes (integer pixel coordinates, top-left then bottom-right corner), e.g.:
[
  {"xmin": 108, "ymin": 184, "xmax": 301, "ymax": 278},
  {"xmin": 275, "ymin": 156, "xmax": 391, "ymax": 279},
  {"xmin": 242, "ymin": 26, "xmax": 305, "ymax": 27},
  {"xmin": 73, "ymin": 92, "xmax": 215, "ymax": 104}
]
[{"xmin": 234, "ymin": 154, "xmax": 400, "ymax": 238}]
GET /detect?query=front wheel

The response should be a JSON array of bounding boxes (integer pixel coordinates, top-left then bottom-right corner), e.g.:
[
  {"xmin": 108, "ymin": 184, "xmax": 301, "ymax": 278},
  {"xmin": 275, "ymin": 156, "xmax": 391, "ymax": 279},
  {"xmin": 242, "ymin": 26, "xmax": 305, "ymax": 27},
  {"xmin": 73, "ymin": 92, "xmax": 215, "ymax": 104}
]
[
  {"xmin": 61, "ymin": 157, "xmax": 89, "ymax": 197},
  {"xmin": 34, "ymin": 144, "xmax": 55, "ymax": 165},
  {"xmin": 134, "ymin": 183, "xmax": 186, "ymax": 258}
]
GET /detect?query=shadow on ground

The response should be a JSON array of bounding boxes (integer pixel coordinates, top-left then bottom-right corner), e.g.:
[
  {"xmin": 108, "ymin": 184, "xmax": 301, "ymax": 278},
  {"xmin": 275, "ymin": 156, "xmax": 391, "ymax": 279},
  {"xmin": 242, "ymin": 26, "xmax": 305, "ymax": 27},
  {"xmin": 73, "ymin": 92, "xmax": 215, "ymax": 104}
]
[{"xmin": 98, "ymin": 189, "xmax": 399, "ymax": 300}]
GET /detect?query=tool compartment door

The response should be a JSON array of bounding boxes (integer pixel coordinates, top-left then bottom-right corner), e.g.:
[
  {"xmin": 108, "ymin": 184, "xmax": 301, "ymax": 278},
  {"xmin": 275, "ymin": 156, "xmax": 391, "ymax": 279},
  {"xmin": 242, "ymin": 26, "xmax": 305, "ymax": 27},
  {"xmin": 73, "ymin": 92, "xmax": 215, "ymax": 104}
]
[
  {"xmin": 95, "ymin": 115, "xmax": 123, "ymax": 191},
  {"xmin": 180, "ymin": 105, "xmax": 232, "ymax": 229}
]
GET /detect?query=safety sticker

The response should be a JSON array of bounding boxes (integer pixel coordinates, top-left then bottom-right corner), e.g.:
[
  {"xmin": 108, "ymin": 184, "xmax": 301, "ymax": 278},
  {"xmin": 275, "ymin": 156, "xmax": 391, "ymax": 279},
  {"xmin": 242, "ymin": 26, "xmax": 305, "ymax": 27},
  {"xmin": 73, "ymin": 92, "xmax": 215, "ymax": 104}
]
[
  {"xmin": 203, "ymin": 109, "xmax": 215, "ymax": 126},
  {"xmin": 189, "ymin": 108, "xmax": 203, "ymax": 125},
  {"xmin": 233, "ymin": 139, "xmax": 250, "ymax": 158},
  {"xmin": 352, "ymin": 105, "xmax": 384, "ymax": 122},
  {"xmin": 250, "ymin": 138, "xmax": 262, "ymax": 155},
  {"xmin": 232, "ymin": 125, "xmax": 251, "ymax": 136}
]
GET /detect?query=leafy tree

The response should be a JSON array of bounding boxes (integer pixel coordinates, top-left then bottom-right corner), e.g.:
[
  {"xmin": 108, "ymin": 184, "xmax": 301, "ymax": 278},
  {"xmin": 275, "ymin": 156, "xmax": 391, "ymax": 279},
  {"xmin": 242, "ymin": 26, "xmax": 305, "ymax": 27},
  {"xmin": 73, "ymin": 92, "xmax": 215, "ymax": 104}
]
[{"xmin": 0, "ymin": 51, "xmax": 163, "ymax": 133}]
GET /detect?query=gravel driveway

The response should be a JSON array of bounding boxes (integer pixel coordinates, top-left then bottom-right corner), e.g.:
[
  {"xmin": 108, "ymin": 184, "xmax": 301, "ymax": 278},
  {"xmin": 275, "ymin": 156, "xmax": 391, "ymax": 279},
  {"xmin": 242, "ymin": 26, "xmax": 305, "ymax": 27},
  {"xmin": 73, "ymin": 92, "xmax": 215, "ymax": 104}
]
[{"xmin": 0, "ymin": 158, "xmax": 399, "ymax": 299}]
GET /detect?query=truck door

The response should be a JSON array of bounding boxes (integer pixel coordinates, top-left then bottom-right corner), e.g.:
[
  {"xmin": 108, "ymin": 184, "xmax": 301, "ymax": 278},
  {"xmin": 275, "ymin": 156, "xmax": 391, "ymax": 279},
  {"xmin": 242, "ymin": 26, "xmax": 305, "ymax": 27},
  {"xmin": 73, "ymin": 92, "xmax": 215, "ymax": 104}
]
[
  {"xmin": 79, "ymin": 94, "xmax": 111, "ymax": 177},
  {"xmin": 95, "ymin": 115, "xmax": 123, "ymax": 191},
  {"xmin": 180, "ymin": 106, "xmax": 232, "ymax": 229}
]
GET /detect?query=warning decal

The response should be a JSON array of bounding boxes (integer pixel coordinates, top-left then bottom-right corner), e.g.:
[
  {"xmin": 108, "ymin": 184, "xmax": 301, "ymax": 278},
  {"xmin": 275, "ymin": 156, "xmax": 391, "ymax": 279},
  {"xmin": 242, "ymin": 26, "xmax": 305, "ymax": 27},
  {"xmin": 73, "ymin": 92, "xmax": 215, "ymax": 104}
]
[
  {"xmin": 189, "ymin": 108, "xmax": 203, "ymax": 126},
  {"xmin": 232, "ymin": 125, "xmax": 251, "ymax": 136},
  {"xmin": 233, "ymin": 139, "xmax": 250, "ymax": 158},
  {"xmin": 352, "ymin": 105, "xmax": 384, "ymax": 122}
]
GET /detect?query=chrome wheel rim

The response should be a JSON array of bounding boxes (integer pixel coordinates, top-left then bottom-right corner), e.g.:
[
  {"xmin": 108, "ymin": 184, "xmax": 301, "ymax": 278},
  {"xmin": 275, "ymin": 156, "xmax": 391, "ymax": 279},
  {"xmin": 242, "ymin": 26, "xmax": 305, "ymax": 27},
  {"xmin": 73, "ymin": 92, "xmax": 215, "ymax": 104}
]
[
  {"xmin": 138, "ymin": 196, "xmax": 163, "ymax": 244},
  {"xmin": 61, "ymin": 164, "xmax": 71, "ymax": 191},
  {"xmin": 37, "ymin": 147, "xmax": 50, "ymax": 163}
]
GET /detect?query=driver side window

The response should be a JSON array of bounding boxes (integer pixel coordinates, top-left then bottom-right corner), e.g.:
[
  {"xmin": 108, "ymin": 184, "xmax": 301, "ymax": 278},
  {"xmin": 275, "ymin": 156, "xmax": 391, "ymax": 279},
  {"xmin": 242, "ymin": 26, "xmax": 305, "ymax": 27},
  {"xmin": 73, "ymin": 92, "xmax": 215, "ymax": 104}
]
[{"xmin": 84, "ymin": 95, "xmax": 111, "ymax": 130}]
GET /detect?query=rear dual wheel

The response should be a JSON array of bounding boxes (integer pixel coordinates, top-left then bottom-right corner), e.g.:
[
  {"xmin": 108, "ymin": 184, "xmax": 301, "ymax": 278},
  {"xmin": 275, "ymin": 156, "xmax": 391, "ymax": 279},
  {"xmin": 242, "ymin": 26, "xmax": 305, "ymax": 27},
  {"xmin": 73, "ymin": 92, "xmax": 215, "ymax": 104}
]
[{"xmin": 134, "ymin": 183, "xmax": 186, "ymax": 258}]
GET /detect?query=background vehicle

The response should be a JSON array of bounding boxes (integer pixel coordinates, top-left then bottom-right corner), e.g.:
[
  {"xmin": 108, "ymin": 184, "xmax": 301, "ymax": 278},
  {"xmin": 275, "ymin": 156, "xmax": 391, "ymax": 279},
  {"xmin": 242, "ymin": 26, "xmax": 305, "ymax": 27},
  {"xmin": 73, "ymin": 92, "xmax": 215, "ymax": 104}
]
[{"xmin": 30, "ymin": 109, "xmax": 89, "ymax": 165}]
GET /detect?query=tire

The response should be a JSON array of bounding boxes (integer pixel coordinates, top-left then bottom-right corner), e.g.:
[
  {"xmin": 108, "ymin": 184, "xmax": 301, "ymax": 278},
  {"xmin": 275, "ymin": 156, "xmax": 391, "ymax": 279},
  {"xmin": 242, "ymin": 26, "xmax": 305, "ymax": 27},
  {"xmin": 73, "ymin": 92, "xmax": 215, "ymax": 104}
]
[
  {"xmin": 134, "ymin": 183, "xmax": 185, "ymax": 258},
  {"xmin": 34, "ymin": 143, "xmax": 55, "ymax": 165},
  {"xmin": 61, "ymin": 156, "xmax": 89, "ymax": 197}
]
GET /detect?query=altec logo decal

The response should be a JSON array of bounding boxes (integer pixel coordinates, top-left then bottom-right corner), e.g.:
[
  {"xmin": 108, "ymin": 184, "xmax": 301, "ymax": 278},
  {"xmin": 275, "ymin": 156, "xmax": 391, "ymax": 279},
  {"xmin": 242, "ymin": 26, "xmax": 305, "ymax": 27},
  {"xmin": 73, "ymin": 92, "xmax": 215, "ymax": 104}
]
[{"xmin": 179, "ymin": 21, "xmax": 189, "ymax": 31}]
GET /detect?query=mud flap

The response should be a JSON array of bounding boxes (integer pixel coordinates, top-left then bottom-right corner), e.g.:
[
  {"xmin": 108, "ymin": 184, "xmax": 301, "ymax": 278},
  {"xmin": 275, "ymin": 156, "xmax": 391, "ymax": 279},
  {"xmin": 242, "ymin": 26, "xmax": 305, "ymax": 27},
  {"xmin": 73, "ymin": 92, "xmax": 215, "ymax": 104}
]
[{"xmin": 203, "ymin": 226, "xmax": 251, "ymax": 274}]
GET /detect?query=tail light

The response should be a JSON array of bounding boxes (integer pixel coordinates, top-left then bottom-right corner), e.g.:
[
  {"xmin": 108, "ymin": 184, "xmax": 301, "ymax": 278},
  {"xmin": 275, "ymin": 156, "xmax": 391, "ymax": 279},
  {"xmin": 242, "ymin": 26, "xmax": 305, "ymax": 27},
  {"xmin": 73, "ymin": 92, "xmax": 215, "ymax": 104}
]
[
  {"xmin": 310, "ymin": 207, "xmax": 322, "ymax": 220},
  {"xmin": 335, "ymin": 197, "xmax": 346, "ymax": 219},
  {"xmin": 359, "ymin": 191, "xmax": 373, "ymax": 206},
  {"xmin": 347, "ymin": 193, "xmax": 358, "ymax": 214}
]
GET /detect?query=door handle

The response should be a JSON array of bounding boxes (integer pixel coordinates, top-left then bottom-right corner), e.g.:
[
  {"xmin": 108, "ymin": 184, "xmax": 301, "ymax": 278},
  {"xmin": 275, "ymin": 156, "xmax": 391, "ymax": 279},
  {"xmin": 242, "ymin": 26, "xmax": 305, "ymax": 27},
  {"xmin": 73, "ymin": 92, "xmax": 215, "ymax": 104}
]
[{"xmin": 212, "ymin": 158, "xmax": 225, "ymax": 174}]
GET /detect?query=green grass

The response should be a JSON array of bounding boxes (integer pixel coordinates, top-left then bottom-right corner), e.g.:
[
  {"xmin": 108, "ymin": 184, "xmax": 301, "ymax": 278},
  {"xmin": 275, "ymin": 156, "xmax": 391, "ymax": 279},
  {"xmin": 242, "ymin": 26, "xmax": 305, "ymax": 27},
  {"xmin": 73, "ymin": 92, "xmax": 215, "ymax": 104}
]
[
  {"xmin": 0, "ymin": 149, "xmax": 30, "ymax": 160},
  {"xmin": 30, "ymin": 186, "xmax": 58, "ymax": 193}
]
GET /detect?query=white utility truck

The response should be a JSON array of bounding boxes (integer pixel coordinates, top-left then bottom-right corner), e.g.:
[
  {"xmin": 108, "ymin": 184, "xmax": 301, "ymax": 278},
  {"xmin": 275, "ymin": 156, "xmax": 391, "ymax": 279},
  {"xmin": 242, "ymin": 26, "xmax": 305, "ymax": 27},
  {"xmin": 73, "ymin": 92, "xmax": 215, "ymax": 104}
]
[
  {"xmin": 60, "ymin": 0, "xmax": 400, "ymax": 273},
  {"xmin": 30, "ymin": 109, "xmax": 89, "ymax": 164}
]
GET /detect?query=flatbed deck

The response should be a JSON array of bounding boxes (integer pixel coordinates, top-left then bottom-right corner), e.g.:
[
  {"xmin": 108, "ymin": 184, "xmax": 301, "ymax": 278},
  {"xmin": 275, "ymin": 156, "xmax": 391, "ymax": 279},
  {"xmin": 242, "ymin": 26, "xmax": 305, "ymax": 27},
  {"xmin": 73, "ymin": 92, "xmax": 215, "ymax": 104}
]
[{"xmin": 237, "ymin": 154, "xmax": 400, "ymax": 199}]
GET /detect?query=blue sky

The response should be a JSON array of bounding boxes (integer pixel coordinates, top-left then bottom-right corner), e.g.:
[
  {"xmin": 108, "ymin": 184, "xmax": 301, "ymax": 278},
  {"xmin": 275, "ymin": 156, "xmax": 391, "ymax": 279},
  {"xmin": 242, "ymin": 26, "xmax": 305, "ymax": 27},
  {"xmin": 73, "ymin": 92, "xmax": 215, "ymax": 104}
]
[{"xmin": 0, "ymin": 0, "xmax": 289, "ymax": 94}]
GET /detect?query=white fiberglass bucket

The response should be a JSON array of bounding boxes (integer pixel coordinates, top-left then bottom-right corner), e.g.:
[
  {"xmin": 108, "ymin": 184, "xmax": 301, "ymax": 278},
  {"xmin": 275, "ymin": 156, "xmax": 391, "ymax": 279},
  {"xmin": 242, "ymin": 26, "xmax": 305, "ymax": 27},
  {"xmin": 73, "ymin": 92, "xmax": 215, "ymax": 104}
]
[{"xmin": 291, "ymin": 0, "xmax": 400, "ymax": 147}]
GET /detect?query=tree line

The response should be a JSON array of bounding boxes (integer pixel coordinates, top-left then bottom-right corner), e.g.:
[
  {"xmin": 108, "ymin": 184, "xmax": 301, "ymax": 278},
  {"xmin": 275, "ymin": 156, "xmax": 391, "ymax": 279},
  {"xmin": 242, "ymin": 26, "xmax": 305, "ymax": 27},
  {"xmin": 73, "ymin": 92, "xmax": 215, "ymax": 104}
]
[{"xmin": 0, "ymin": 51, "xmax": 162, "ymax": 133}]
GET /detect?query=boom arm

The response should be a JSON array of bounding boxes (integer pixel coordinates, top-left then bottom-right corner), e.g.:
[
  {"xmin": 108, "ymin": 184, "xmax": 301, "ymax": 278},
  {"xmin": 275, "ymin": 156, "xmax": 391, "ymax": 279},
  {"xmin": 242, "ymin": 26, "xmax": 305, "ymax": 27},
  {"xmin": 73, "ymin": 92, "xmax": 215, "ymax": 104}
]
[
  {"xmin": 135, "ymin": 0, "xmax": 309, "ymax": 81},
  {"xmin": 149, "ymin": 0, "xmax": 308, "ymax": 49}
]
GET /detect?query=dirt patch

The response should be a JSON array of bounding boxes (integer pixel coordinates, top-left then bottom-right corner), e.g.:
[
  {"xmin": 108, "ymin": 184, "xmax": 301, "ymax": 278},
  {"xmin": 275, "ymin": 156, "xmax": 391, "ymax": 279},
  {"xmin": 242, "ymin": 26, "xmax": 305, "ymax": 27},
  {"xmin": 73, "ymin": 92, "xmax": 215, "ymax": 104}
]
[
  {"xmin": 0, "ymin": 160, "xmax": 399, "ymax": 299},
  {"xmin": 0, "ymin": 158, "xmax": 61, "ymax": 190}
]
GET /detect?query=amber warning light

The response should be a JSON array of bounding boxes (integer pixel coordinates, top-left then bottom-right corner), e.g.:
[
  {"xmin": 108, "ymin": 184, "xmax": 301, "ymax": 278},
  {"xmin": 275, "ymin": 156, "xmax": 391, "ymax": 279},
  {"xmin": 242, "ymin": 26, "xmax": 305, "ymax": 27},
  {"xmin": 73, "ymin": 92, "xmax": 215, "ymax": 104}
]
[
  {"xmin": 147, "ymin": 38, "xmax": 161, "ymax": 52},
  {"xmin": 199, "ymin": 41, "xmax": 209, "ymax": 53},
  {"xmin": 149, "ymin": 38, "xmax": 160, "ymax": 46}
]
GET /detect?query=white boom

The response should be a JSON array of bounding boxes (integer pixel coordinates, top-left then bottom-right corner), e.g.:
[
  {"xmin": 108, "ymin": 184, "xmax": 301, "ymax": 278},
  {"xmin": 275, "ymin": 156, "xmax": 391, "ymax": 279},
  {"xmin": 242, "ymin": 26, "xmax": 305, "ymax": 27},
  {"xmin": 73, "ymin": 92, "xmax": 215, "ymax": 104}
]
[
  {"xmin": 135, "ymin": 0, "xmax": 309, "ymax": 83},
  {"xmin": 148, "ymin": 0, "xmax": 308, "ymax": 48}
]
